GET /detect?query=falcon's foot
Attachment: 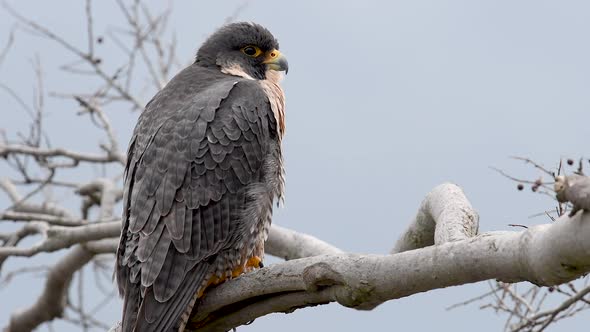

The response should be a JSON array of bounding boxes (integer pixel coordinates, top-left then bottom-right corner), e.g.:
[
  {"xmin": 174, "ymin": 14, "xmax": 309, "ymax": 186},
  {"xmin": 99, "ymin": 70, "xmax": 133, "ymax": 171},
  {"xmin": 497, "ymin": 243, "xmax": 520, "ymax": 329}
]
[
  {"xmin": 230, "ymin": 256, "xmax": 264, "ymax": 278},
  {"xmin": 246, "ymin": 255, "xmax": 264, "ymax": 269}
]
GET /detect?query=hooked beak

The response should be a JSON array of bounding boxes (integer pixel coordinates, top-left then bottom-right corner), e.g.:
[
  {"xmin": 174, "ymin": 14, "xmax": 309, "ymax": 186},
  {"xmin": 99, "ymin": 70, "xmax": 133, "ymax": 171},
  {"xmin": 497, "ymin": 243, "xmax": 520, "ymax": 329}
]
[{"xmin": 263, "ymin": 49, "xmax": 289, "ymax": 74}]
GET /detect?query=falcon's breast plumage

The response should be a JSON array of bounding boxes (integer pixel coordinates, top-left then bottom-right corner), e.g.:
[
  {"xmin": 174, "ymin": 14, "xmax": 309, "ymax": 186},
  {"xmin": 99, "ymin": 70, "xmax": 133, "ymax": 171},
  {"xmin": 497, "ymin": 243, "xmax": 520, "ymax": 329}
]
[{"xmin": 115, "ymin": 22, "xmax": 288, "ymax": 331}]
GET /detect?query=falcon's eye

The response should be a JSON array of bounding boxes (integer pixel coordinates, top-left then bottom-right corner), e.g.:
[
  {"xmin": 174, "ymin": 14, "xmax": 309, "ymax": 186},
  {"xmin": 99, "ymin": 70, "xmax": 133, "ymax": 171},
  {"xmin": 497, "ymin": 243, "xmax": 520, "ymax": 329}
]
[{"xmin": 241, "ymin": 45, "xmax": 262, "ymax": 57}]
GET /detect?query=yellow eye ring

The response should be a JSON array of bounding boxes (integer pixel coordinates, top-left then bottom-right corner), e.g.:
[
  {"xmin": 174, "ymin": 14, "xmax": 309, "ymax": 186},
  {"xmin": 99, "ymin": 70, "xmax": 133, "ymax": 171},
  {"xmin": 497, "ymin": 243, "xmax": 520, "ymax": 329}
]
[{"xmin": 241, "ymin": 45, "xmax": 262, "ymax": 57}]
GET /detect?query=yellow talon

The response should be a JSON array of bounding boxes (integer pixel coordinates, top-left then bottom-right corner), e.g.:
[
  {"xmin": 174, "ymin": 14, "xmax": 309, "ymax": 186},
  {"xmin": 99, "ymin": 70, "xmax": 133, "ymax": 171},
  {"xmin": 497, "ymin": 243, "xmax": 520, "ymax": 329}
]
[
  {"xmin": 197, "ymin": 256, "xmax": 264, "ymax": 298},
  {"xmin": 246, "ymin": 256, "xmax": 263, "ymax": 269}
]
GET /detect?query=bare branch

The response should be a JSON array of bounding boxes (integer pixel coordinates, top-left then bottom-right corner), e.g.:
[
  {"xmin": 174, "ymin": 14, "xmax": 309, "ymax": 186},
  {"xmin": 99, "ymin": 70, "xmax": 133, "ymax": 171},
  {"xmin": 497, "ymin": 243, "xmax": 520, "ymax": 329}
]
[
  {"xmin": 511, "ymin": 156, "xmax": 557, "ymax": 178},
  {"xmin": 0, "ymin": 221, "xmax": 120, "ymax": 258},
  {"xmin": 5, "ymin": 246, "xmax": 95, "ymax": 332},
  {"xmin": 0, "ymin": 83, "xmax": 35, "ymax": 119},
  {"xmin": 83, "ymin": 238, "xmax": 119, "ymax": 254},
  {"xmin": 265, "ymin": 224, "xmax": 343, "ymax": 260},
  {"xmin": 74, "ymin": 96, "xmax": 125, "ymax": 164},
  {"xmin": 0, "ymin": 178, "xmax": 74, "ymax": 218},
  {"xmin": 2, "ymin": 1, "xmax": 145, "ymax": 110},
  {"xmin": 190, "ymin": 212, "xmax": 590, "ymax": 331},
  {"xmin": 512, "ymin": 284, "xmax": 590, "ymax": 331},
  {"xmin": 0, "ymin": 211, "xmax": 88, "ymax": 226},
  {"xmin": 4, "ymin": 179, "xmax": 120, "ymax": 332},
  {"xmin": 0, "ymin": 178, "xmax": 21, "ymax": 202},
  {"xmin": 391, "ymin": 183, "xmax": 479, "ymax": 253},
  {"xmin": 0, "ymin": 25, "xmax": 16, "ymax": 69},
  {"xmin": 0, "ymin": 143, "xmax": 124, "ymax": 165},
  {"xmin": 490, "ymin": 166, "xmax": 553, "ymax": 188},
  {"xmin": 0, "ymin": 265, "xmax": 49, "ymax": 288},
  {"xmin": 446, "ymin": 286, "xmax": 500, "ymax": 311}
]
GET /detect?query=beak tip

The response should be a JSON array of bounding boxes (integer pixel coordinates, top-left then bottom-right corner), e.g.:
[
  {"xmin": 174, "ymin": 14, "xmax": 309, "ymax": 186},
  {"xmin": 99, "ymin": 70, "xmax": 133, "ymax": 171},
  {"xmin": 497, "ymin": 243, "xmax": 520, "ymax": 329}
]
[
  {"xmin": 279, "ymin": 57, "xmax": 289, "ymax": 74},
  {"xmin": 265, "ymin": 51, "xmax": 289, "ymax": 74}
]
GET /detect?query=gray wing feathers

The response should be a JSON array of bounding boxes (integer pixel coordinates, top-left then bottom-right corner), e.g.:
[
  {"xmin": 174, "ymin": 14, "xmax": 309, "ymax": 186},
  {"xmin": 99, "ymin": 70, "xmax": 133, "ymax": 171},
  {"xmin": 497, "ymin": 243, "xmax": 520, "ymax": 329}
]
[
  {"xmin": 153, "ymin": 245, "xmax": 187, "ymax": 302},
  {"xmin": 137, "ymin": 263, "xmax": 209, "ymax": 332},
  {"xmin": 141, "ymin": 225, "xmax": 170, "ymax": 287},
  {"xmin": 116, "ymin": 67, "xmax": 276, "ymax": 332}
]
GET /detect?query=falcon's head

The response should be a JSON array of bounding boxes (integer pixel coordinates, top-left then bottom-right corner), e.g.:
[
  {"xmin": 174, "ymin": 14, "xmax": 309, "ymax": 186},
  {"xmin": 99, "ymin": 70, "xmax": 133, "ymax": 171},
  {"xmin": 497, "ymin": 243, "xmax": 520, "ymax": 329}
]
[{"xmin": 195, "ymin": 22, "xmax": 289, "ymax": 80}]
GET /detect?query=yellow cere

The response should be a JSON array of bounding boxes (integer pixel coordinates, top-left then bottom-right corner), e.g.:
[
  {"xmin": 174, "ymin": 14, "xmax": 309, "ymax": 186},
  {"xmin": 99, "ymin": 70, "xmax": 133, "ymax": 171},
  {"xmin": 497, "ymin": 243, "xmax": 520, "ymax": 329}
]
[{"xmin": 263, "ymin": 49, "xmax": 282, "ymax": 64}]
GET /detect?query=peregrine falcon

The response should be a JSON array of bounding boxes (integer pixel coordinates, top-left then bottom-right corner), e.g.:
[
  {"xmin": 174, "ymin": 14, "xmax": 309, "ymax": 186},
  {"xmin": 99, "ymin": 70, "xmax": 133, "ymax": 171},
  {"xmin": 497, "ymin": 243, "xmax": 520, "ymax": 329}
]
[{"xmin": 115, "ymin": 22, "xmax": 288, "ymax": 331}]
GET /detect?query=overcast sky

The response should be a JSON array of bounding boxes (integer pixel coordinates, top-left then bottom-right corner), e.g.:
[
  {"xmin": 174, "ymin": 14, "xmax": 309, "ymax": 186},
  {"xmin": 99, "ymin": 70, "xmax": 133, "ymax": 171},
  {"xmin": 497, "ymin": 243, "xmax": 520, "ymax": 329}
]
[{"xmin": 1, "ymin": 0, "xmax": 589, "ymax": 331}]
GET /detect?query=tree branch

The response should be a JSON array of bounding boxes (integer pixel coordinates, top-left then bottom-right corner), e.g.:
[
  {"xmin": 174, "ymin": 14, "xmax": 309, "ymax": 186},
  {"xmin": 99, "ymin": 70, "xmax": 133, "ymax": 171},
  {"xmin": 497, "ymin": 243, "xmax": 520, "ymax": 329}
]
[
  {"xmin": 512, "ymin": 284, "xmax": 590, "ymax": 331},
  {"xmin": 265, "ymin": 224, "xmax": 343, "ymax": 260},
  {"xmin": 4, "ymin": 179, "xmax": 120, "ymax": 332},
  {"xmin": 391, "ymin": 183, "xmax": 479, "ymax": 253},
  {"xmin": 1, "ymin": 211, "xmax": 88, "ymax": 226},
  {"xmin": 0, "ymin": 221, "xmax": 120, "ymax": 258},
  {"xmin": 191, "ymin": 211, "xmax": 590, "ymax": 331},
  {"xmin": 5, "ymin": 246, "xmax": 95, "ymax": 332},
  {"xmin": 0, "ymin": 143, "xmax": 124, "ymax": 165},
  {"xmin": 0, "ymin": 178, "xmax": 74, "ymax": 219}
]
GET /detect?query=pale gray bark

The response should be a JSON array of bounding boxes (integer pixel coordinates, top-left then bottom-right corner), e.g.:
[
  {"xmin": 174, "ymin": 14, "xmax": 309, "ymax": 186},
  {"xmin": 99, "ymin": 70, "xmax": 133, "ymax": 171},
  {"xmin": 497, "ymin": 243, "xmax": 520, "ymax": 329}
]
[
  {"xmin": 555, "ymin": 175, "xmax": 590, "ymax": 216},
  {"xmin": 265, "ymin": 224, "xmax": 343, "ymax": 260},
  {"xmin": 0, "ymin": 144, "xmax": 124, "ymax": 165},
  {"xmin": 192, "ymin": 210, "xmax": 590, "ymax": 331},
  {"xmin": 392, "ymin": 183, "xmax": 479, "ymax": 253}
]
